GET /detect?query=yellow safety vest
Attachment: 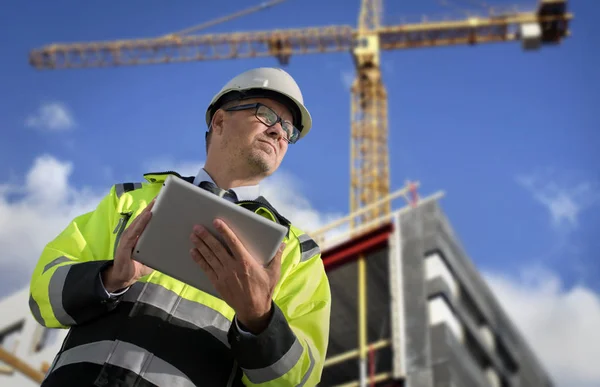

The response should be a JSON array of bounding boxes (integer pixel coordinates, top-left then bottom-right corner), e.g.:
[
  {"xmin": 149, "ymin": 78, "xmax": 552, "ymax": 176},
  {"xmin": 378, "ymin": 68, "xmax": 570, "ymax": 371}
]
[{"xmin": 29, "ymin": 171, "xmax": 331, "ymax": 387}]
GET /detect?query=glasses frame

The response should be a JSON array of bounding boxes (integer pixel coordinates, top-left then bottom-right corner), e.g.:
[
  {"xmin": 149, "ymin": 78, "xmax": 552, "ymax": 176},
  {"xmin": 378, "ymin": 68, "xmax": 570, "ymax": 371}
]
[{"xmin": 223, "ymin": 102, "xmax": 300, "ymax": 144}]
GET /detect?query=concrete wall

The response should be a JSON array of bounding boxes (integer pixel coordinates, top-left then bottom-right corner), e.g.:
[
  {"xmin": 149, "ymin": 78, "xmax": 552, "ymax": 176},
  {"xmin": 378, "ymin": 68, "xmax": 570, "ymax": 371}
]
[{"xmin": 395, "ymin": 199, "xmax": 553, "ymax": 387}]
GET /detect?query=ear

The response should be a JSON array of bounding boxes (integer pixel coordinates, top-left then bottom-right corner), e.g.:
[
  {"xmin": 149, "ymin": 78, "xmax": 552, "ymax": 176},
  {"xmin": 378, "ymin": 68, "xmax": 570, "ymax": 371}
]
[{"xmin": 211, "ymin": 109, "xmax": 226, "ymax": 136}]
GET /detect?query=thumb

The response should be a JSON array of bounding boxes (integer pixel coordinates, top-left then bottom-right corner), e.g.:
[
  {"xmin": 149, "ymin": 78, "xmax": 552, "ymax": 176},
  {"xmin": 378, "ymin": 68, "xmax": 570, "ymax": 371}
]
[{"xmin": 266, "ymin": 243, "xmax": 285, "ymax": 270}]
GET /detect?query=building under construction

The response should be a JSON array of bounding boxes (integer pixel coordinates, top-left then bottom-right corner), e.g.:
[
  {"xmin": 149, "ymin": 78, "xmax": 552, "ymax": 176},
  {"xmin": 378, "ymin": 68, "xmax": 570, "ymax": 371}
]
[{"xmin": 313, "ymin": 187, "xmax": 554, "ymax": 387}]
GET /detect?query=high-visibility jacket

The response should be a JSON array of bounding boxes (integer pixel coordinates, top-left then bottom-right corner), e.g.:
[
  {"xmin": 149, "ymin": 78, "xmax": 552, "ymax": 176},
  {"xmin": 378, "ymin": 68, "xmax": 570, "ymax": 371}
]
[{"xmin": 29, "ymin": 171, "xmax": 331, "ymax": 387}]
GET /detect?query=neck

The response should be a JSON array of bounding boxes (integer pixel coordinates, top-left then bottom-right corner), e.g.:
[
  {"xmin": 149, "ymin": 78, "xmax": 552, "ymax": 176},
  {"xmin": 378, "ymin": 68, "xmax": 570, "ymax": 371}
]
[{"xmin": 202, "ymin": 161, "xmax": 263, "ymax": 189}]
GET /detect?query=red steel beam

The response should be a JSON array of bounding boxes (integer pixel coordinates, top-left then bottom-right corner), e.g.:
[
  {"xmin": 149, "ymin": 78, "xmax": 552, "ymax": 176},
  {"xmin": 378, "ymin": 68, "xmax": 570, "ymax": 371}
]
[{"xmin": 322, "ymin": 222, "xmax": 394, "ymax": 272}]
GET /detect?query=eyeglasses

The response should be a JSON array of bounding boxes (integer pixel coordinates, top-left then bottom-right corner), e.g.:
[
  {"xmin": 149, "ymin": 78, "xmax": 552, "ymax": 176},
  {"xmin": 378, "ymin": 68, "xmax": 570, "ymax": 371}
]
[{"xmin": 224, "ymin": 103, "xmax": 300, "ymax": 144}]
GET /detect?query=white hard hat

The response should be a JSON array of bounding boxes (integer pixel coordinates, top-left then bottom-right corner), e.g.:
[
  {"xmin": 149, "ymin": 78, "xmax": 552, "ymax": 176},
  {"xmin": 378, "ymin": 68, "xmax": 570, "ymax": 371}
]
[{"xmin": 205, "ymin": 67, "xmax": 313, "ymax": 140}]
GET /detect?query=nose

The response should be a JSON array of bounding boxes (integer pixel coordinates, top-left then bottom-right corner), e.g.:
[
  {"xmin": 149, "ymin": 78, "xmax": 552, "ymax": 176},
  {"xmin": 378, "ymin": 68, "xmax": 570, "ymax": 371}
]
[{"xmin": 266, "ymin": 123, "xmax": 285, "ymax": 141}]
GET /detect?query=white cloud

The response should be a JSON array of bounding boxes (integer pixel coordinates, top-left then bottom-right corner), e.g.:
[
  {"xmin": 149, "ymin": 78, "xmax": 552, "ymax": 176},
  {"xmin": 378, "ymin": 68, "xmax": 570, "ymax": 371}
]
[
  {"xmin": 485, "ymin": 268, "xmax": 600, "ymax": 387},
  {"xmin": 0, "ymin": 155, "xmax": 104, "ymax": 295},
  {"xmin": 25, "ymin": 102, "xmax": 75, "ymax": 132},
  {"xmin": 517, "ymin": 171, "xmax": 600, "ymax": 230},
  {"xmin": 261, "ymin": 171, "xmax": 344, "ymax": 234}
]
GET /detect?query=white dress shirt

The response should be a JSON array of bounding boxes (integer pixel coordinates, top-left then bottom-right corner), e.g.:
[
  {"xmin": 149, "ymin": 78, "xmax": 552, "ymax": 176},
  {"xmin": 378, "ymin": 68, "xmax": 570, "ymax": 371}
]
[
  {"xmin": 193, "ymin": 168, "xmax": 260, "ymax": 201},
  {"xmin": 100, "ymin": 169, "xmax": 262, "ymax": 335}
]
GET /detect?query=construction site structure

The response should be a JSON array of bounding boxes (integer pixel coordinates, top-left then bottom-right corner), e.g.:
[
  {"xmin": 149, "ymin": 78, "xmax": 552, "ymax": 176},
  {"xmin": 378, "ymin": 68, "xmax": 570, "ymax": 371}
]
[
  {"xmin": 310, "ymin": 188, "xmax": 556, "ymax": 386},
  {"xmin": 1, "ymin": 0, "xmax": 572, "ymax": 386}
]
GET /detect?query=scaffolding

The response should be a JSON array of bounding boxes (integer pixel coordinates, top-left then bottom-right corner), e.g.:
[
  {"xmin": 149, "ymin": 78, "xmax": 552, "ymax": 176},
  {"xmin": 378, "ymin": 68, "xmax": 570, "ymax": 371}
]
[{"xmin": 309, "ymin": 182, "xmax": 444, "ymax": 387}]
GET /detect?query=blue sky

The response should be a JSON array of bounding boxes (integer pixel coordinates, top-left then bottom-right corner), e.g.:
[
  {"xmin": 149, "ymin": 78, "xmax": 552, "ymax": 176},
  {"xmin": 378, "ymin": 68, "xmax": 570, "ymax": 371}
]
[
  {"xmin": 2, "ymin": 0, "xmax": 597, "ymax": 285},
  {"xmin": 0, "ymin": 0, "xmax": 598, "ymax": 384}
]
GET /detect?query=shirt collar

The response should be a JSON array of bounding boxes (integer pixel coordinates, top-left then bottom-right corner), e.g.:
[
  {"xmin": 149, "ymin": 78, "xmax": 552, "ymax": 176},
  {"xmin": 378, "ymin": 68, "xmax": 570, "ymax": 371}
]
[{"xmin": 192, "ymin": 168, "xmax": 260, "ymax": 202}]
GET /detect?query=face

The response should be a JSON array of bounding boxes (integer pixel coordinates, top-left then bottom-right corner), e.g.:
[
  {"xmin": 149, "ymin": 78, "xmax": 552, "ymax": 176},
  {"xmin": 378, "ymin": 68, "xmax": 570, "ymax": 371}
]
[{"xmin": 209, "ymin": 97, "xmax": 292, "ymax": 177}]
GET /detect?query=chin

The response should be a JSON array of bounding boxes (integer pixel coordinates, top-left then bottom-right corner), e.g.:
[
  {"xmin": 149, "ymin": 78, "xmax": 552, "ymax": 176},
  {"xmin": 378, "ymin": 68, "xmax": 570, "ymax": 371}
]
[{"xmin": 247, "ymin": 154, "xmax": 276, "ymax": 175}]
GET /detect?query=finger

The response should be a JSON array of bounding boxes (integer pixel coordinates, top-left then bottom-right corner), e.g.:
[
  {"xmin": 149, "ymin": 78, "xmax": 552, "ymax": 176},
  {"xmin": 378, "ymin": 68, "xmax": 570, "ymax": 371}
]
[
  {"xmin": 118, "ymin": 201, "xmax": 156, "ymax": 253},
  {"xmin": 136, "ymin": 201, "xmax": 156, "ymax": 231},
  {"xmin": 127, "ymin": 200, "xmax": 156, "ymax": 235},
  {"xmin": 145, "ymin": 197, "xmax": 157, "ymax": 209},
  {"xmin": 190, "ymin": 248, "xmax": 217, "ymax": 281},
  {"xmin": 137, "ymin": 263, "xmax": 154, "ymax": 277},
  {"xmin": 128, "ymin": 199, "xmax": 156, "ymax": 226},
  {"xmin": 266, "ymin": 243, "xmax": 285, "ymax": 270},
  {"xmin": 120, "ymin": 211, "xmax": 151, "ymax": 250},
  {"xmin": 212, "ymin": 219, "xmax": 247, "ymax": 260},
  {"xmin": 194, "ymin": 224, "xmax": 232, "ymax": 261},
  {"xmin": 190, "ymin": 232, "xmax": 224, "ymax": 271},
  {"xmin": 131, "ymin": 198, "xmax": 156, "ymax": 223},
  {"xmin": 145, "ymin": 197, "xmax": 157, "ymax": 211}
]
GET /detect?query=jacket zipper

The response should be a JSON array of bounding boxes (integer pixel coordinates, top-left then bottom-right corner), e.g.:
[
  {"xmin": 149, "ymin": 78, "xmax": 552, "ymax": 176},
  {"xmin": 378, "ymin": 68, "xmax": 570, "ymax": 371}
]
[{"xmin": 113, "ymin": 212, "xmax": 133, "ymax": 257}]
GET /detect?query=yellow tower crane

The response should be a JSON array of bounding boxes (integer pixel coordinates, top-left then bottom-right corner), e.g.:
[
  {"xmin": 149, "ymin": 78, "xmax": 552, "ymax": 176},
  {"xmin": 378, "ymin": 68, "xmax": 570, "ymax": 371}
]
[{"xmin": 28, "ymin": 0, "xmax": 572, "ymax": 230}]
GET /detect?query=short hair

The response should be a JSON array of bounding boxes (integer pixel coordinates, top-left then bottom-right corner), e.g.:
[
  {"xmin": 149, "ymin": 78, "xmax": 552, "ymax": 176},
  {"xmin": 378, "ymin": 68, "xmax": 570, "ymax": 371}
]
[{"xmin": 205, "ymin": 99, "xmax": 240, "ymax": 154}]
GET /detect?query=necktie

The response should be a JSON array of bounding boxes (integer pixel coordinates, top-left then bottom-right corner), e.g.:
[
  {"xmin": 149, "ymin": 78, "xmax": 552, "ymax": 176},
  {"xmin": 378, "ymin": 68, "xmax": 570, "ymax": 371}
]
[{"xmin": 198, "ymin": 181, "xmax": 238, "ymax": 203}]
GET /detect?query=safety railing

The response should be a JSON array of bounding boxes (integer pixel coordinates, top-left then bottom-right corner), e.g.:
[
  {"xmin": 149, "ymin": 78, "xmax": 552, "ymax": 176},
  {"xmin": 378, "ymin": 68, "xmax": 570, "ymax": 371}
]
[
  {"xmin": 308, "ymin": 181, "xmax": 445, "ymax": 252},
  {"xmin": 308, "ymin": 181, "xmax": 423, "ymax": 251}
]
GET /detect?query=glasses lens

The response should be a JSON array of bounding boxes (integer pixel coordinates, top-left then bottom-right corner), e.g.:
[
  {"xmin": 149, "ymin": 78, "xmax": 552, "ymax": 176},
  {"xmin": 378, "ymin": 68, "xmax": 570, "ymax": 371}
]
[
  {"xmin": 256, "ymin": 105, "xmax": 299, "ymax": 143},
  {"xmin": 282, "ymin": 122, "xmax": 300, "ymax": 144},
  {"xmin": 256, "ymin": 105, "xmax": 277, "ymax": 126}
]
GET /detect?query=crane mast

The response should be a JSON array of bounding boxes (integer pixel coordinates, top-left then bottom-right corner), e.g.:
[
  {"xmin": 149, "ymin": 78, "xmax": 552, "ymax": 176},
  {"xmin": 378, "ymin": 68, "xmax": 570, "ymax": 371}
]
[{"xmin": 351, "ymin": 0, "xmax": 389, "ymax": 229}]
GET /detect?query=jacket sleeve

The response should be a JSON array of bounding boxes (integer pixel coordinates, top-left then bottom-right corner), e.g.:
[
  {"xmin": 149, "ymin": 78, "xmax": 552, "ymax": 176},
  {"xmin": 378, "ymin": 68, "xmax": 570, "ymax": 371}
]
[
  {"xmin": 28, "ymin": 185, "xmax": 122, "ymax": 329},
  {"xmin": 228, "ymin": 232, "xmax": 331, "ymax": 387}
]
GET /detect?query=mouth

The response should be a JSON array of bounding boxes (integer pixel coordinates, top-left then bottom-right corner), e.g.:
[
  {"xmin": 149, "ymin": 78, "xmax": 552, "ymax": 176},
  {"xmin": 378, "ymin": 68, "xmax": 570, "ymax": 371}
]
[{"xmin": 259, "ymin": 140, "xmax": 277, "ymax": 154}]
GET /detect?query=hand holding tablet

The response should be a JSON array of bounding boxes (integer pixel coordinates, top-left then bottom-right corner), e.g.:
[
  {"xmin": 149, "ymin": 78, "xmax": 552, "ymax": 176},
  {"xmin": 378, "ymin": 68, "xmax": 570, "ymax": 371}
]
[
  {"xmin": 132, "ymin": 175, "xmax": 288, "ymax": 298},
  {"xmin": 188, "ymin": 218, "xmax": 286, "ymax": 332}
]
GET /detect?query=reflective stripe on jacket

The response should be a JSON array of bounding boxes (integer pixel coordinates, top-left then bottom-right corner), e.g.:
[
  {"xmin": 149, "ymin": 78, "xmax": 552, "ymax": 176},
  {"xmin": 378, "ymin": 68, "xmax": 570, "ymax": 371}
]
[{"xmin": 29, "ymin": 171, "xmax": 331, "ymax": 387}]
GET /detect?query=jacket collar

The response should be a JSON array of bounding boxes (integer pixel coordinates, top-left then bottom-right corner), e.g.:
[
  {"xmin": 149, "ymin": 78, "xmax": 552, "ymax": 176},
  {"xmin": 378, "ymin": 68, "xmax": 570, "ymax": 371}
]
[
  {"xmin": 192, "ymin": 168, "xmax": 260, "ymax": 202},
  {"xmin": 144, "ymin": 170, "xmax": 260, "ymax": 202}
]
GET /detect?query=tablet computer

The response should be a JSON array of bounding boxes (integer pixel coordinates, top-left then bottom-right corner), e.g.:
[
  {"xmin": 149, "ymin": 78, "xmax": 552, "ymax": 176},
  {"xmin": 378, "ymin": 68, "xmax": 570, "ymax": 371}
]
[{"xmin": 132, "ymin": 175, "xmax": 288, "ymax": 297}]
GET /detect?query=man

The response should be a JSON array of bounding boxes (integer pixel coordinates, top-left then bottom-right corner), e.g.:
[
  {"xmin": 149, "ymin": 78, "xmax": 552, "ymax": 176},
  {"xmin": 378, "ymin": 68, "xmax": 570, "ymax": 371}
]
[{"xmin": 29, "ymin": 67, "xmax": 331, "ymax": 387}]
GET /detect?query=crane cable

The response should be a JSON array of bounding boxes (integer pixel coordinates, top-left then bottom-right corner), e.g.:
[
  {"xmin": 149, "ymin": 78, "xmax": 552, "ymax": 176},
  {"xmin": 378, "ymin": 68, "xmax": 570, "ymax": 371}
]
[{"xmin": 160, "ymin": 0, "xmax": 287, "ymax": 39}]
